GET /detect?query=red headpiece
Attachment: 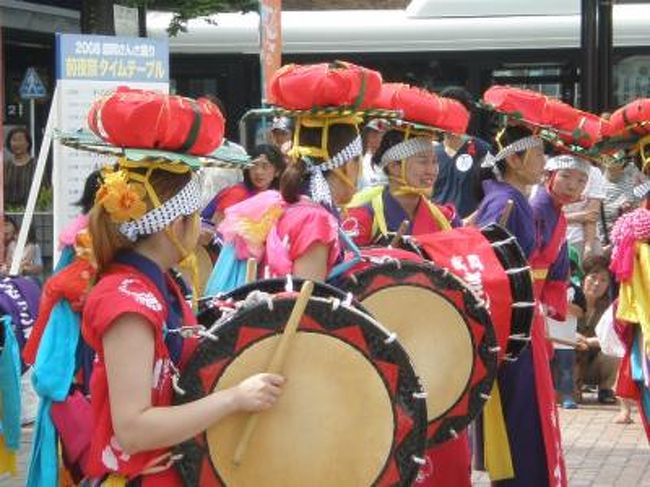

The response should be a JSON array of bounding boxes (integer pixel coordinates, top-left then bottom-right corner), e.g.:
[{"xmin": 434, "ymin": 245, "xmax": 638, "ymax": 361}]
[
  {"xmin": 87, "ymin": 86, "xmax": 225, "ymax": 155},
  {"xmin": 374, "ymin": 83, "xmax": 469, "ymax": 135},
  {"xmin": 268, "ymin": 61, "xmax": 383, "ymax": 112}
]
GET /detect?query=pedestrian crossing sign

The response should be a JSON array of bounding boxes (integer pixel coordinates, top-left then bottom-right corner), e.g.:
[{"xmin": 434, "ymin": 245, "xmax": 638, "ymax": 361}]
[{"xmin": 20, "ymin": 67, "xmax": 47, "ymax": 99}]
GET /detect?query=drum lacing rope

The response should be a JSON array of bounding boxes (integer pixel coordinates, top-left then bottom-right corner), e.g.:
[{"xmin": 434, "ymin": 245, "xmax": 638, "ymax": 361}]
[
  {"xmin": 412, "ymin": 391, "xmax": 428, "ymax": 399},
  {"xmin": 503, "ymin": 354, "xmax": 518, "ymax": 362},
  {"xmin": 167, "ymin": 325, "xmax": 218, "ymax": 341},
  {"xmin": 411, "ymin": 455, "xmax": 427, "ymax": 466},
  {"xmin": 343, "ymin": 292, "xmax": 354, "ymax": 307},
  {"xmin": 242, "ymin": 290, "xmax": 274, "ymax": 311},
  {"xmin": 285, "ymin": 274, "xmax": 294, "ymax": 293},
  {"xmin": 504, "ymin": 266, "xmax": 531, "ymax": 275},
  {"xmin": 490, "ymin": 236, "xmax": 517, "ymax": 247},
  {"xmin": 366, "ymin": 255, "xmax": 402, "ymax": 269},
  {"xmin": 509, "ymin": 333, "xmax": 532, "ymax": 341},
  {"xmin": 511, "ymin": 301, "xmax": 536, "ymax": 308},
  {"xmin": 171, "ymin": 362, "xmax": 186, "ymax": 396},
  {"xmin": 206, "ymin": 307, "xmax": 238, "ymax": 335},
  {"xmin": 383, "ymin": 332, "xmax": 398, "ymax": 344},
  {"xmin": 488, "ymin": 345, "xmax": 501, "ymax": 354},
  {"xmin": 448, "ymin": 428, "xmax": 459, "ymax": 439},
  {"xmin": 330, "ymin": 298, "xmax": 341, "ymax": 311},
  {"xmin": 480, "ymin": 392, "xmax": 491, "ymax": 400}
]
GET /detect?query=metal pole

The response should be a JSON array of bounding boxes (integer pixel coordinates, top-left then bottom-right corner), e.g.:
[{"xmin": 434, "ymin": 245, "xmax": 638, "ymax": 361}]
[
  {"xmin": 30, "ymin": 99, "xmax": 36, "ymax": 158},
  {"xmin": 580, "ymin": 0, "xmax": 598, "ymax": 112},
  {"xmin": 597, "ymin": 0, "xmax": 613, "ymax": 113}
]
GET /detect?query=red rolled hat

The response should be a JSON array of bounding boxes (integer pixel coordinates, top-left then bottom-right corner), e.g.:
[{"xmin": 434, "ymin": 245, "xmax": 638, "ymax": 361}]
[
  {"xmin": 374, "ymin": 83, "xmax": 469, "ymax": 134},
  {"xmin": 483, "ymin": 85, "xmax": 551, "ymax": 127},
  {"xmin": 87, "ymin": 86, "xmax": 225, "ymax": 155},
  {"xmin": 608, "ymin": 98, "xmax": 650, "ymax": 138},
  {"xmin": 268, "ymin": 61, "xmax": 383, "ymax": 111}
]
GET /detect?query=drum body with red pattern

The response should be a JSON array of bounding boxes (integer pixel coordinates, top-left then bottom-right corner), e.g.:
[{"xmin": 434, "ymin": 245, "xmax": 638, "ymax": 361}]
[
  {"xmin": 333, "ymin": 247, "xmax": 498, "ymax": 446},
  {"xmin": 176, "ymin": 279, "xmax": 427, "ymax": 487},
  {"xmin": 412, "ymin": 223, "xmax": 535, "ymax": 363}
]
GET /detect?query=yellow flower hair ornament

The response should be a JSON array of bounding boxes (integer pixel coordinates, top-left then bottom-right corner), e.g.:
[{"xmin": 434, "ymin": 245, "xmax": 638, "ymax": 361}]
[{"xmin": 96, "ymin": 169, "xmax": 148, "ymax": 223}]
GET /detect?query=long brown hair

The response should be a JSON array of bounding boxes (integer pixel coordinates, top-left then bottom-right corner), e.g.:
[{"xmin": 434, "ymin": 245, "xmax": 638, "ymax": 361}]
[
  {"xmin": 88, "ymin": 165, "xmax": 191, "ymax": 273},
  {"xmin": 280, "ymin": 123, "xmax": 359, "ymax": 203}
]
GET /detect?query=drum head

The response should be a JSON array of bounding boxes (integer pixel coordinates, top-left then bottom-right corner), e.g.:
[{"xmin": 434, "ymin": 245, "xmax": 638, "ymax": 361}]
[
  {"xmin": 338, "ymin": 259, "xmax": 498, "ymax": 445},
  {"xmin": 479, "ymin": 224, "xmax": 535, "ymax": 360},
  {"xmin": 197, "ymin": 278, "xmax": 366, "ymax": 329},
  {"xmin": 175, "ymin": 294, "xmax": 426, "ymax": 487}
]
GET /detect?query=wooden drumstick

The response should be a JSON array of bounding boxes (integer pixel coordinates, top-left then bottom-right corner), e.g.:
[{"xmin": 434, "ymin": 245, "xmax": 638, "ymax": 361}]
[
  {"xmin": 498, "ymin": 199, "xmax": 515, "ymax": 227},
  {"xmin": 245, "ymin": 258, "xmax": 258, "ymax": 284},
  {"xmin": 389, "ymin": 219, "xmax": 410, "ymax": 248},
  {"xmin": 232, "ymin": 280, "xmax": 315, "ymax": 466}
]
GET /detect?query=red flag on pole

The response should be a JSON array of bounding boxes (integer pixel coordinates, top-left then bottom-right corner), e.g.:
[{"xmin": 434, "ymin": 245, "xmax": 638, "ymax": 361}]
[{"xmin": 260, "ymin": 0, "xmax": 282, "ymax": 104}]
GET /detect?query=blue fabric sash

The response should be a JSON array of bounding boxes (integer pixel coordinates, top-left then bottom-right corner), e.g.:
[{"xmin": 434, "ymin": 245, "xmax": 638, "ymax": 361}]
[{"xmin": 0, "ymin": 315, "xmax": 21, "ymax": 450}]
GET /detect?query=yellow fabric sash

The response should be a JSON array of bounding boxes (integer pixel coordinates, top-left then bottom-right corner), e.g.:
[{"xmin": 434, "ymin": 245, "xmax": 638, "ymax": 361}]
[
  {"xmin": 617, "ymin": 241, "xmax": 650, "ymax": 343},
  {"xmin": 346, "ymin": 186, "xmax": 451, "ymax": 240},
  {"xmin": 483, "ymin": 382, "xmax": 515, "ymax": 480},
  {"xmin": 0, "ymin": 436, "xmax": 16, "ymax": 477}
]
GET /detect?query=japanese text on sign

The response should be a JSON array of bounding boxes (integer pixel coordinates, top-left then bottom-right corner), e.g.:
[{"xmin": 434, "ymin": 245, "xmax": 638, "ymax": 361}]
[{"xmin": 56, "ymin": 33, "xmax": 169, "ymax": 83}]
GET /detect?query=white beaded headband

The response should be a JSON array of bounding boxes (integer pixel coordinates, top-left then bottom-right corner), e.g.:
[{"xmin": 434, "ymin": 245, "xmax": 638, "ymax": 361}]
[
  {"xmin": 379, "ymin": 137, "xmax": 432, "ymax": 167},
  {"xmin": 482, "ymin": 135, "xmax": 543, "ymax": 169},
  {"xmin": 545, "ymin": 154, "xmax": 590, "ymax": 174},
  {"xmin": 305, "ymin": 136, "xmax": 363, "ymax": 205},
  {"xmin": 119, "ymin": 175, "xmax": 201, "ymax": 242}
]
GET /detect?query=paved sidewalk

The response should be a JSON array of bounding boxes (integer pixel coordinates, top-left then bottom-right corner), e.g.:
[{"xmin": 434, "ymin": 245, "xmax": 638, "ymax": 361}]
[
  {"xmin": 4, "ymin": 402, "xmax": 649, "ymax": 486},
  {"xmin": 472, "ymin": 402, "xmax": 650, "ymax": 486}
]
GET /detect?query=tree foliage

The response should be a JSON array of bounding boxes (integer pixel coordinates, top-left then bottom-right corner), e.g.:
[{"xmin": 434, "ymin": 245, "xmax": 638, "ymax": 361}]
[{"xmin": 124, "ymin": 0, "xmax": 258, "ymax": 36}]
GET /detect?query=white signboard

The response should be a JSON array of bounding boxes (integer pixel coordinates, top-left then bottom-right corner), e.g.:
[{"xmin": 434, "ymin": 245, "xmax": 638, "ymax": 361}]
[{"xmin": 53, "ymin": 34, "xmax": 169, "ymax": 260}]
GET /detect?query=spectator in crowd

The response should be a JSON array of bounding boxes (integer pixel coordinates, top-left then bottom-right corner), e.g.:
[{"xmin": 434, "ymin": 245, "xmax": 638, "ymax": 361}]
[
  {"xmin": 576, "ymin": 254, "xmax": 618, "ymax": 404},
  {"xmin": 200, "ymin": 94, "xmax": 246, "ymax": 205},
  {"xmin": 357, "ymin": 118, "xmax": 388, "ymax": 189},
  {"xmin": 598, "ymin": 158, "xmax": 646, "ymax": 246},
  {"xmin": 432, "ymin": 87, "xmax": 492, "ymax": 219},
  {"xmin": 202, "ymin": 144, "xmax": 286, "ymax": 226},
  {"xmin": 269, "ymin": 116, "xmax": 293, "ymax": 155},
  {"xmin": 4, "ymin": 127, "xmax": 39, "ymax": 207},
  {"xmin": 564, "ymin": 164, "xmax": 607, "ymax": 258},
  {"xmin": 0, "ymin": 215, "xmax": 43, "ymax": 281},
  {"xmin": 549, "ymin": 255, "xmax": 586, "ymax": 409}
]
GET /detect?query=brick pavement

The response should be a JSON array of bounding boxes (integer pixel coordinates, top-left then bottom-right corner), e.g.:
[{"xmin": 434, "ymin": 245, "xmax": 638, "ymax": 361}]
[{"xmin": 4, "ymin": 402, "xmax": 649, "ymax": 486}]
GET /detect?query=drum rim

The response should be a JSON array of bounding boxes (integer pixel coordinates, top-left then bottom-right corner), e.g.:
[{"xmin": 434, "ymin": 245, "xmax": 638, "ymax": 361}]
[
  {"xmin": 478, "ymin": 223, "xmax": 535, "ymax": 360},
  {"xmin": 197, "ymin": 277, "xmax": 369, "ymax": 330},
  {"xmin": 175, "ymin": 293, "xmax": 427, "ymax": 486},
  {"xmin": 337, "ymin": 258, "xmax": 498, "ymax": 446}
]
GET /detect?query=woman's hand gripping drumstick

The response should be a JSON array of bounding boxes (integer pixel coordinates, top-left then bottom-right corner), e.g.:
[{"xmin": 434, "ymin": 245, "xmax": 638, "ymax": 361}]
[{"xmin": 232, "ymin": 280, "xmax": 315, "ymax": 466}]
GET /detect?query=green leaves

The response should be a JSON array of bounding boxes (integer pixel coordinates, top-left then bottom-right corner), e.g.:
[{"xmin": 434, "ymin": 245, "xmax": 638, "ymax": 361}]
[{"xmin": 123, "ymin": 0, "xmax": 257, "ymax": 36}]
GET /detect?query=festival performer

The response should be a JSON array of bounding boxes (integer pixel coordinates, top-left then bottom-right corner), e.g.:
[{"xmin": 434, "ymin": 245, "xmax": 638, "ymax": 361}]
[
  {"xmin": 531, "ymin": 155, "xmax": 590, "ymax": 322},
  {"xmin": 604, "ymin": 98, "xmax": 650, "ymax": 440},
  {"xmin": 342, "ymin": 84, "xmax": 473, "ymax": 486},
  {"xmin": 206, "ymin": 61, "xmax": 389, "ymax": 291},
  {"xmin": 343, "ymin": 84, "xmax": 468, "ymax": 247},
  {"xmin": 38, "ymin": 88, "xmax": 285, "ymax": 486},
  {"xmin": 201, "ymin": 144, "xmax": 286, "ymax": 226},
  {"xmin": 474, "ymin": 86, "xmax": 568, "ymax": 487}
]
